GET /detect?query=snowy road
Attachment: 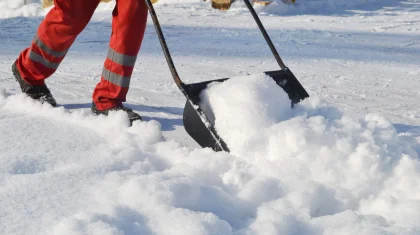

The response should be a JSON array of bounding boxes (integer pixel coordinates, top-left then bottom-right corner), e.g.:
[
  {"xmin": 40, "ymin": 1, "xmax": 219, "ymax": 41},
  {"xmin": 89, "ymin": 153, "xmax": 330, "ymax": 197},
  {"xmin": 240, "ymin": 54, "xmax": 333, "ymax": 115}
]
[{"xmin": 1, "ymin": 1, "xmax": 420, "ymax": 234}]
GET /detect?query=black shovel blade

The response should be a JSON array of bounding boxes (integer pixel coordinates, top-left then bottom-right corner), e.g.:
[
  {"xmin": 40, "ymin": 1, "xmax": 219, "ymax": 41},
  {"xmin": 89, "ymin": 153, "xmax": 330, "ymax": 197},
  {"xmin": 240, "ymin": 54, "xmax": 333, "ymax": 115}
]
[{"xmin": 183, "ymin": 67, "xmax": 309, "ymax": 152}]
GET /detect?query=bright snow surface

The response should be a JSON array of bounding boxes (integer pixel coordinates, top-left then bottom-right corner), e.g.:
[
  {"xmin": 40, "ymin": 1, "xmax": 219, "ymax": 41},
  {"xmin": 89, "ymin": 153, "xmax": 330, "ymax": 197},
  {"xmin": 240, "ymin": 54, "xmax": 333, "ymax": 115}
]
[{"xmin": 1, "ymin": 0, "xmax": 420, "ymax": 234}]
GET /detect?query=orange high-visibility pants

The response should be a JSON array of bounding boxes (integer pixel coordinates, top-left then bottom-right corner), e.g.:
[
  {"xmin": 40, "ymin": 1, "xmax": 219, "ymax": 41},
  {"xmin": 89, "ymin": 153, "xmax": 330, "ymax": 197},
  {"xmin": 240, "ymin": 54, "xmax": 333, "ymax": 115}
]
[{"xmin": 16, "ymin": 0, "xmax": 148, "ymax": 110}]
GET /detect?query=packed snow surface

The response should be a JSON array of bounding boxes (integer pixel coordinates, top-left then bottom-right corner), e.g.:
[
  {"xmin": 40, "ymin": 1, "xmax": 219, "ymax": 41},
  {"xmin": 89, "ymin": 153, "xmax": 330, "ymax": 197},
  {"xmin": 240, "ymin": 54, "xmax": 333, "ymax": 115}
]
[{"xmin": 1, "ymin": 0, "xmax": 420, "ymax": 234}]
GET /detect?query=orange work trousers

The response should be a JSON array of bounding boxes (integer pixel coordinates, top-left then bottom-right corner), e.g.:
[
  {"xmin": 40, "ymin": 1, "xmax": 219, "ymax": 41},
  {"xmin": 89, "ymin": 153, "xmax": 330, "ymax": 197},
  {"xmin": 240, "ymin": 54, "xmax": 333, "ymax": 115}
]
[{"xmin": 16, "ymin": 0, "xmax": 148, "ymax": 110}]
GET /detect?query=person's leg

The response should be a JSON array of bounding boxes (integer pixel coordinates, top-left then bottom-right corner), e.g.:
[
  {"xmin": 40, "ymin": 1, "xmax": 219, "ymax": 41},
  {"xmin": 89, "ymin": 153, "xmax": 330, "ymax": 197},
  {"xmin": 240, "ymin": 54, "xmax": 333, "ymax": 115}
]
[
  {"xmin": 15, "ymin": 0, "xmax": 101, "ymax": 85},
  {"xmin": 92, "ymin": 0, "xmax": 148, "ymax": 110}
]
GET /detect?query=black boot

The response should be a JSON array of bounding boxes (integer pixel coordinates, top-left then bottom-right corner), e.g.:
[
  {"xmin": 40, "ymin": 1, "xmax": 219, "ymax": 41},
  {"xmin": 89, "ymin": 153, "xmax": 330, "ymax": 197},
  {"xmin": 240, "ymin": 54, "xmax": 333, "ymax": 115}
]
[
  {"xmin": 12, "ymin": 61, "xmax": 57, "ymax": 107},
  {"xmin": 91, "ymin": 102, "xmax": 142, "ymax": 123}
]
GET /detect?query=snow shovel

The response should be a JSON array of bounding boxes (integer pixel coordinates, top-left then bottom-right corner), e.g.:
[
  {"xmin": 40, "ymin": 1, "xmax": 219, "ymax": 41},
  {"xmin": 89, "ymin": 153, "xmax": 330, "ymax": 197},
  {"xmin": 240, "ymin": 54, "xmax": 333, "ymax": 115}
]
[{"xmin": 145, "ymin": 0, "xmax": 310, "ymax": 152}]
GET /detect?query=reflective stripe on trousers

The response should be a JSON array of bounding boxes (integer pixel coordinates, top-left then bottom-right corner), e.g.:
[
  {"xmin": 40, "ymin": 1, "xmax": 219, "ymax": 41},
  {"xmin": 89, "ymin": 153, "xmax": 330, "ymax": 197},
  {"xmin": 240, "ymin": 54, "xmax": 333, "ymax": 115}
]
[
  {"xmin": 101, "ymin": 48, "xmax": 138, "ymax": 88},
  {"xmin": 27, "ymin": 35, "xmax": 67, "ymax": 70}
]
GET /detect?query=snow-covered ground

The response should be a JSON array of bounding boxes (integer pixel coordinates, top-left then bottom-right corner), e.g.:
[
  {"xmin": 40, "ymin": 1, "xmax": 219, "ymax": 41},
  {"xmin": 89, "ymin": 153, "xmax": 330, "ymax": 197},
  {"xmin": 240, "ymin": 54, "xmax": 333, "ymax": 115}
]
[{"xmin": 1, "ymin": 0, "xmax": 420, "ymax": 234}]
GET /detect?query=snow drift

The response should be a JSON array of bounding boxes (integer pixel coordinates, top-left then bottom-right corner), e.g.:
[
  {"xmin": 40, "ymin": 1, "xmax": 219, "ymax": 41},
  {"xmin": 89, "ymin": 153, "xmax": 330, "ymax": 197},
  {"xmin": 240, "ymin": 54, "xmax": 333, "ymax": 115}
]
[
  {"xmin": 199, "ymin": 74, "xmax": 420, "ymax": 234},
  {"xmin": 2, "ymin": 71, "xmax": 420, "ymax": 234}
]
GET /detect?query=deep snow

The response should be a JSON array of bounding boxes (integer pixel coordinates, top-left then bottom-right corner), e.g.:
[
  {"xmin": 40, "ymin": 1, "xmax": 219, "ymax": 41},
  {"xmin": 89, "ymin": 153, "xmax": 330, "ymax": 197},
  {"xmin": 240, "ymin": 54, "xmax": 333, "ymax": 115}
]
[{"xmin": 1, "ymin": 0, "xmax": 420, "ymax": 234}]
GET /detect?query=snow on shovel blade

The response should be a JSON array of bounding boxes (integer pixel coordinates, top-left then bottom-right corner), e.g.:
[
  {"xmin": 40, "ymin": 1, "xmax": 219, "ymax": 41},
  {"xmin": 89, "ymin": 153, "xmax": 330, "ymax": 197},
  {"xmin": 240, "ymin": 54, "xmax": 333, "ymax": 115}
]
[
  {"xmin": 182, "ymin": 67, "xmax": 309, "ymax": 152},
  {"xmin": 145, "ymin": 0, "xmax": 308, "ymax": 152}
]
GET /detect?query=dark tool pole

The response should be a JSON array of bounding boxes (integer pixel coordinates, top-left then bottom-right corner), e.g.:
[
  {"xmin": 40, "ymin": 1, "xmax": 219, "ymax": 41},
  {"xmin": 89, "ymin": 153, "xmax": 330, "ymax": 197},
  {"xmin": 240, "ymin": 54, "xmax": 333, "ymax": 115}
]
[
  {"xmin": 146, "ymin": 0, "xmax": 288, "ymax": 79},
  {"xmin": 145, "ymin": 0, "xmax": 230, "ymax": 152},
  {"xmin": 243, "ymin": 0, "xmax": 287, "ymax": 70},
  {"xmin": 144, "ymin": 0, "xmax": 185, "ymax": 92}
]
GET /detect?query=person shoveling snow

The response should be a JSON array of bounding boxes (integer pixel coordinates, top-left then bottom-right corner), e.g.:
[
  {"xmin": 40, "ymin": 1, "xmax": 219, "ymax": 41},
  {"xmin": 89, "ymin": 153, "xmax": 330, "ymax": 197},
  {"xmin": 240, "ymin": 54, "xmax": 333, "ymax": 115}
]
[{"xmin": 12, "ymin": 0, "xmax": 148, "ymax": 123}]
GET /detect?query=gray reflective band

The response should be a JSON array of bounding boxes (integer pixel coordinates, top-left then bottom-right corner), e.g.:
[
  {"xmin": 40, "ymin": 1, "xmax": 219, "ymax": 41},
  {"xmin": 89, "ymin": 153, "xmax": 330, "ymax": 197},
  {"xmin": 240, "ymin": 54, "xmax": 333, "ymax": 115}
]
[
  {"xmin": 29, "ymin": 50, "xmax": 60, "ymax": 69},
  {"xmin": 107, "ymin": 48, "xmax": 137, "ymax": 67},
  {"xmin": 33, "ymin": 35, "xmax": 67, "ymax": 58},
  {"xmin": 102, "ymin": 68, "xmax": 131, "ymax": 88}
]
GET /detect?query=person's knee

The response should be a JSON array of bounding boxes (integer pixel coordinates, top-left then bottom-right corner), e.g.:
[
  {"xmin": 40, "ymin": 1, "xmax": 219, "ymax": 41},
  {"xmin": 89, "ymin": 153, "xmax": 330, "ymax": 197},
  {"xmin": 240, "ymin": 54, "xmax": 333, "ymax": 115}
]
[{"xmin": 64, "ymin": 14, "xmax": 92, "ymax": 35}]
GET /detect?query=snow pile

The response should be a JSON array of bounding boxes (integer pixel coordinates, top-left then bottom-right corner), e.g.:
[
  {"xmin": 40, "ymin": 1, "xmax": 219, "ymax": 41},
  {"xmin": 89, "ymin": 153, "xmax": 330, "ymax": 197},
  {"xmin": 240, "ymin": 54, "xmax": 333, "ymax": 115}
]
[
  {"xmin": 199, "ymin": 74, "xmax": 420, "ymax": 234},
  {"xmin": 0, "ymin": 0, "xmax": 43, "ymax": 19},
  {"xmin": 199, "ymin": 74, "xmax": 294, "ymax": 151},
  {"xmin": 2, "ymin": 71, "xmax": 420, "ymax": 235}
]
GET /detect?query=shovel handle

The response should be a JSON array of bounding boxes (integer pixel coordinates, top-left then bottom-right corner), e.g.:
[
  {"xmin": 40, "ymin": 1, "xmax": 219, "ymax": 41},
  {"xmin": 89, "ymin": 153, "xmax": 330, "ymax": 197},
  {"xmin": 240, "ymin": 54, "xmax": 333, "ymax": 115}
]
[
  {"xmin": 145, "ymin": 0, "xmax": 185, "ymax": 91},
  {"xmin": 145, "ymin": 0, "xmax": 288, "ymax": 86},
  {"xmin": 243, "ymin": 0, "xmax": 287, "ymax": 70}
]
